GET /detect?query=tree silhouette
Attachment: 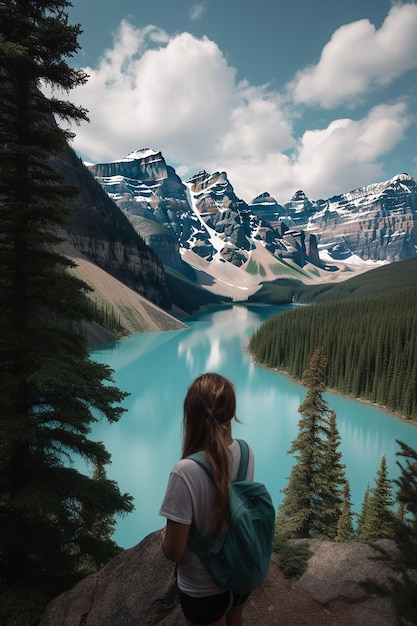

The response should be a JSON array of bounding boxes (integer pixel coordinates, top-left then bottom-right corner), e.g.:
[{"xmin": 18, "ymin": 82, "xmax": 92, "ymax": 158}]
[{"xmin": 0, "ymin": 2, "xmax": 133, "ymax": 622}]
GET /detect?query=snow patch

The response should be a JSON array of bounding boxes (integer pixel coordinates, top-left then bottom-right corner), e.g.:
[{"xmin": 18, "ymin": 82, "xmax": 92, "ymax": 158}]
[
  {"xmin": 319, "ymin": 249, "xmax": 387, "ymax": 267},
  {"xmin": 184, "ymin": 182, "xmax": 226, "ymax": 254}
]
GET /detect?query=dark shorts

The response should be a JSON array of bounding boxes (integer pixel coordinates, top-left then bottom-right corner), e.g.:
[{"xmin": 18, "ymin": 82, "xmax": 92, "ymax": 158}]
[{"xmin": 178, "ymin": 588, "xmax": 250, "ymax": 625}]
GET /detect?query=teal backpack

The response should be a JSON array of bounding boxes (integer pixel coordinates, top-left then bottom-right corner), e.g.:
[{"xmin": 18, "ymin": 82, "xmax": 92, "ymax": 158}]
[{"xmin": 186, "ymin": 439, "xmax": 275, "ymax": 595}]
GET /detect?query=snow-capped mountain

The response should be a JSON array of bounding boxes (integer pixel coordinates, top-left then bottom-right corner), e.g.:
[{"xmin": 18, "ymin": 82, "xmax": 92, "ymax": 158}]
[
  {"xmin": 87, "ymin": 149, "xmax": 417, "ymax": 298},
  {"xmin": 251, "ymin": 173, "xmax": 417, "ymax": 262},
  {"xmin": 88, "ymin": 150, "xmax": 319, "ymax": 269}
]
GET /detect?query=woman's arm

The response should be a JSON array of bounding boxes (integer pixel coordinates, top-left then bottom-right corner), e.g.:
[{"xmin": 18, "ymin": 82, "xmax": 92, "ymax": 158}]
[{"xmin": 161, "ymin": 519, "xmax": 190, "ymax": 562}]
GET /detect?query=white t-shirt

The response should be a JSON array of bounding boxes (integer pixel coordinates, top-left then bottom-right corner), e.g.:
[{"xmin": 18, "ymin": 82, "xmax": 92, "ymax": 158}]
[{"xmin": 159, "ymin": 439, "xmax": 255, "ymax": 597}]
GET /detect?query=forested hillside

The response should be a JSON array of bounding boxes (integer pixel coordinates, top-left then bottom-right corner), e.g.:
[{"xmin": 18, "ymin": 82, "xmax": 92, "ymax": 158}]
[
  {"xmin": 249, "ymin": 257, "xmax": 417, "ymax": 305},
  {"xmin": 248, "ymin": 260, "xmax": 417, "ymax": 420}
]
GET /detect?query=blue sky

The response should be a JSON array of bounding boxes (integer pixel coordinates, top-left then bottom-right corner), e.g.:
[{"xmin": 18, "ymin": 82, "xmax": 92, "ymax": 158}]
[{"xmin": 65, "ymin": 0, "xmax": 417, "ymax": 203}]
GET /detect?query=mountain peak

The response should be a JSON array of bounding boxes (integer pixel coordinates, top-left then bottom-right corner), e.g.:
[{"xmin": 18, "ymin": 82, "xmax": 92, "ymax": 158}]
[
  {"xmin": 124, "ymin": 148, "xmax": 160, "ymax": 160},
  {"xmin": 391, "ymin": 172, "xmax": 414, "ymax": 183},
  {"xmin": 88, "ymin": 148, "xmax": 417, "ymax": 280},
  {"xmin": 289, "ymin": 190, "xmax": 310, "ymax": 202},
  {"xmin": 250, "ymin": 192, "xmax": 278, "ymax": 206}
]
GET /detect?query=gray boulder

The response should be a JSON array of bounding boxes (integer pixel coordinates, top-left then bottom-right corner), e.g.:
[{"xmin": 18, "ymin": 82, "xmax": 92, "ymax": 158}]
[
  {"xmin": 39, "ymin": 532, "xmax": 183, "ymax": 626},
  {"xmin": 297, "ymin": 539, "xmax": 395, "ymax": 625}
]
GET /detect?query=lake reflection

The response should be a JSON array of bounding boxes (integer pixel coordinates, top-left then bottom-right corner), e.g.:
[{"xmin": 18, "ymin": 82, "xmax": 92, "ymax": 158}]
[{"xmin": 90, "ymin": 305, "xmax": 417, "ymax": 549}]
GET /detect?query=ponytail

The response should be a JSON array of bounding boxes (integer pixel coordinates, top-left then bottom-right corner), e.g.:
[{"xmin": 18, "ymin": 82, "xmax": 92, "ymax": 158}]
[{"xmin": 182, "ymin": 373, "xmax": 240, "ymax": 533}]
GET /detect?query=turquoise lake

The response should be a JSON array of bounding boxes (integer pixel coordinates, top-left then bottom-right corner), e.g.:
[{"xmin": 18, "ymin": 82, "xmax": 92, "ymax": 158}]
[{"xmin": 90, "ymin": 304, "xmax": 417, "ymax": 549}]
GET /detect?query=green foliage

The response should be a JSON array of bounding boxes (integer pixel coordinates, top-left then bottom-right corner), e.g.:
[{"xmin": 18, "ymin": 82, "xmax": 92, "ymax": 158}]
[
  {"xmin": 299, "ymin": 257, "xmax": 417, "ymax": 305},
  {"xmin": 0, "ymin": 2, "xmax": 133, "ymax": 622},
  {"xmin": 75, "ymin": 460, "xmax": 125, "ymax": 576},
  {"xmin": 336, "ymin": 481, "xmax": 355, "ymax": 542},
  {"xmin": 248, "ymin": 278, "xmax": 305, "ymax": 304},
  {"xmin": 356, "ymin": 485, "xmax": 371, "ymax": 541},
  {"xmin": 356, "ymin": 457, "xmax": 395, "ymax": 542},
  {"xmin": 245, "ymin": 258, "xmax": 261, "ymax": 275},
  {"xmin": 360, "ymin": 441, "xmax": 417, "ymax": 624},
  {"xmin": 249, "ymin": 286, "xmax": 417, "ymax": 420},
  {"xmin": 87, "ymin": 298, "xmax": 126, "ymax": 335},
  {"xmin": 249, "ymin": 257, "xmax": 417, "ymax": 305},
  {"xmin": 273, "ymin": 536, "xmax": 312, "ymax": 579},
  {"xmin": 165, "ymin": 266, "xmax": 231, "ymax": 313},
  {"xmin": 319, "ymin": 411, "xmax": 348, "ymax": 539},
  {"xmin": 276, "ymin": 348, "xmax": 349, "ymax": 539}
]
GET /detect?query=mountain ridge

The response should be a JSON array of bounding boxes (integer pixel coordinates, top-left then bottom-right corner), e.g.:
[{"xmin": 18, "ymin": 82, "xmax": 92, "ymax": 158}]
[{"xmin": 88, "ymin": 150, "xmax": 416, "ymax": 300}]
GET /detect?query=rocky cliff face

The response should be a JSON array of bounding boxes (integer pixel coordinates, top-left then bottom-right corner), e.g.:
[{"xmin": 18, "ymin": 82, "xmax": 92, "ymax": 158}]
[
  {"xmin": 89, "ymin": 151, "xmax": 321, "ymax": 275},
  {"xmin": 87, "ymin": 149, "xmax": 417, "ymax": 295},
  {"xmin": 53, "ymin": 146, "xmax": 170, "ymax": 308},
  {"xmin": 280, "ymin": 173, "xmax": 417, "ymax": 262}
]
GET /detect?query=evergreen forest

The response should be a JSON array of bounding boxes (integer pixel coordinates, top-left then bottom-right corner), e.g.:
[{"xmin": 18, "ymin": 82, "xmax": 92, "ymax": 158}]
[{"xmin": 248, "ymin": 266, "xmax": 417, "ymax": 420}]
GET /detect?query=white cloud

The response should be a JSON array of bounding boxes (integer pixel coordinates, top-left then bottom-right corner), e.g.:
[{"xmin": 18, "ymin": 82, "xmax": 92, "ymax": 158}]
[
  {"xmin": 65, "ymin": 10, "xmax": 415, "ymax": 205},
  {"xmin": 289, "ymin": 3, "xmax": 417, "ymax": 108},
  {"xmin": 219, "ymin": 82, "xmax": 294, "ymax": 157},
  {"xmin": 67, "ymin": 21, "xmax": 298, "ymax": 199},
  {"xmin": 290, "ymin": 103, "xmax": 411, "ymax": 198},
  {"xmin": 69, "ymin": 22, "xmax": 235, "ymax": 165},
  {"xmin": 203, "ymin": 103, "xmax": 410, "ymax": 202}
]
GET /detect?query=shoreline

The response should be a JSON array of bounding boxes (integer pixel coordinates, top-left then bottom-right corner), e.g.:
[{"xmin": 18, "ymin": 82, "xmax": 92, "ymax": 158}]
[{"xmin": 249, "ymin": 354, "xmax": 417, "ymax": 426}]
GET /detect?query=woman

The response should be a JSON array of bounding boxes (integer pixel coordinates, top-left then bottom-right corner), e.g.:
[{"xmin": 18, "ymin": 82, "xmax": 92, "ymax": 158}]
[{"xmin": 159, "ymin": 372, "xmax": 254, "ymax": 626}]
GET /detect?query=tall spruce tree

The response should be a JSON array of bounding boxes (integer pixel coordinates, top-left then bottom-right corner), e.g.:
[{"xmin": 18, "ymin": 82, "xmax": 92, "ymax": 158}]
[
  {"xmin": 0, "ymin": 2, "xmax": 133, "ymax": 623},
  {"xmin": 357, "ymin": 457, "xmax": 394, "ymax": 542},
  {"xmin": 319, "ymin": 410, "xmax": 347, "ymax": 539},
  {"xmin": 276, "ymin": 347, "xmax": 346, "ymax": 538},
  {"xmin": 369, "ymin": 455, "xmax": 395, "ymax": 539},
  {"xmin": 356, "ymin": 484, "xmax": 372, "ymax": 541},
  {"xmin": 336, "ymin": 480, "xmax": 355, "ymax": 542}
]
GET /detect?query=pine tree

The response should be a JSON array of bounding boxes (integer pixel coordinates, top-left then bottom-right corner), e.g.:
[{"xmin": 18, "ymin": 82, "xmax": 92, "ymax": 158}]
[
  {"xmin": 360, "ymin": 441, "xmax": 417, "ymax": 624},
  {"xmin": 368, "ymin": 456, "xmax": 395, "ymax": 540},
  {"xmin": 77, "ymin": 459, "xmax": 124, "ymax": 576},
  {"xmin": 318, "ymin": 410, "xmax": 347, "ymax": 539},
  {"xmin": 356, "ymin": 484, "xmax": 372, "ymax": 541},
  {"xmin": 357, "ymin": 457, "xmax": 394, "ymax": 542},
  {"xmin": 276, "ymin": 347, "xmax": 346, "ymax": 538},
  {"xmin": 336, "ymin": 481, "xmax": 355, "ymax": 542},
  {"xmin": 0, "ymin": 2, "xmax": 133, "ymax": 622}
]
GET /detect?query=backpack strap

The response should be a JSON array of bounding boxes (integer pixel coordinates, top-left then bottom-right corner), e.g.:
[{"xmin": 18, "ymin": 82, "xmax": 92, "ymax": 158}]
[
  {"xmin": 186, "ymin": 439, "xmax": 250, "ymax": 554},
  {"xmin": 187, "ymin": 451, "xmax": 212, "ymax": 475},
  {"xmin": 188, "ymin": 439, "xmax": 249, "ymax": 482},
  {"xmin": 236, "ymin": 439, "xmax": 249, "ymax": 482}
]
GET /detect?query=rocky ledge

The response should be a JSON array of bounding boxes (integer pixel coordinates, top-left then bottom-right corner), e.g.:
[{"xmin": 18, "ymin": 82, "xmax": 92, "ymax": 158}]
[{"xmin": 40, "ymin": 531, "xmax": 395, "ymax": 626}]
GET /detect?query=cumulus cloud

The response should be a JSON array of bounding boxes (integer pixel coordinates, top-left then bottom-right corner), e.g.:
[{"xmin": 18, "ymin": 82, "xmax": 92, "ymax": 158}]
[
  {"xmin": 290, "ymin": 103, "xmax": 410, "ymax": 198},
  {"xmin": 207, "ymin": 103, "xmax": 410, "ymax": 202},
  {"xmin": 220, "ymin": 83, "xmax": 294, "ymax": 157},
  {"xmin": 69, "ymin": 21, "xmax": 235, "ymax": 165},
  {"xmin": 289, "ymin": 3, "xmax": 417, "ymax": 108},
  {"xmin": 64, "ymin": 7, "xmax": 415, "ymax": 203}
]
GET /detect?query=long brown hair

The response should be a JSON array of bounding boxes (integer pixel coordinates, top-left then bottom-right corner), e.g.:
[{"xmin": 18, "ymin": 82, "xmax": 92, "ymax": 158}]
[{"xmin": 182, "ymin": 372, "xmax": 239, "ymax": 533}]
